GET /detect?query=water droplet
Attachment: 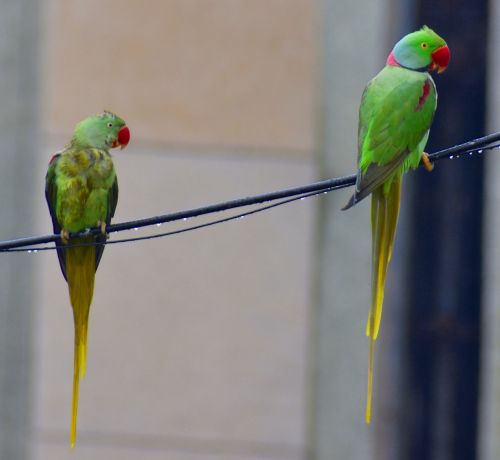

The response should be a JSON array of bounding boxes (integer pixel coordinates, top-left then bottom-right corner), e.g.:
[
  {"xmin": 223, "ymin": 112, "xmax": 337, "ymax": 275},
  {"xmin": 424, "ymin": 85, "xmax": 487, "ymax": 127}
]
[
  {"xmin": 469, "ymin": 152, "xmax": 473, "ymax": 155},
  {"xmin": 133, "ymin": 227, "xmax": 139, "ymax": 231},
  {"xmin": 478, "ymin": 149, "xmax": 483, "ymax": 154},
  {"xmin": 156, "ymin": 223, "xmax": 162, "ymax": 227},
  {"xmin": 33, "ymin": 250, "xmax": 38, "ymax": 254},
  {"xmin": 27, "ymin": 250, "xmax": 32, "ymax": 254},
  {"xmin": 183, "ymin": 218, "xmax": 188, "ymax": 222},
  {"xmin": 323, "ymin": 192, "xmax": 328, "ymax": 195},
  {"xmin": 449, "ymin": 155, "xmax": 454, "ymax": 159},
  {"xmin": 300, "ymin": 197, "xmax": 305, "ymax": 201}
]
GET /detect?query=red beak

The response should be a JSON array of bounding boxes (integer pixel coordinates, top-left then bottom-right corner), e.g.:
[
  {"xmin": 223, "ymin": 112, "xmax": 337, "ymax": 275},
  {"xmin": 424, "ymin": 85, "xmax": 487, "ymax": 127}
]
[
  {"xmin": 116, "ymin": 125, "xmax": 130, "ymax": 149},
  {"xmin": 430, "ymin": 45, "xmax": 450, "ymax": 74}
]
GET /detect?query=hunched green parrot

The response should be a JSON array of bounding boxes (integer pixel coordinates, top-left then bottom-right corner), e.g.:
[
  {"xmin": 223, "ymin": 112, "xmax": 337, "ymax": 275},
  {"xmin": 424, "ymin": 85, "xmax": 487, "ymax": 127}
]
[
  {"xmin": 45, "ymin": 111, "xmax": 130, "ymax": 447},
  {"xmin": 342, "ymin": 26, "xmax": 450, "ymax": 423}
]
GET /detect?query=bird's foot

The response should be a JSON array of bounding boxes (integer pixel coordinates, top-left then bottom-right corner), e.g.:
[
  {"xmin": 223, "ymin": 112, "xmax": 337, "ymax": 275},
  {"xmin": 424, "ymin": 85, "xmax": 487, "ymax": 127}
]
[
  {"xmin": 97, "ymin": 221, "xmax": 109, "ymax": 239},
  {"xmin": 421, "ymin": 152, "xmax": 434, "ymax": 172},
  {"xmin": 60, "ymin": 229, "xmax": 70, "ymax": 244}
]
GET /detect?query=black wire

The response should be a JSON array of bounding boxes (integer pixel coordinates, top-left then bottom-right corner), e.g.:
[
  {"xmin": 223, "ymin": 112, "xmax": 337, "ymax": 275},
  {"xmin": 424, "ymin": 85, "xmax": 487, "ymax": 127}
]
[
  {"xmin": 0, "ymin": 174, "xmax": 355, "ymax": 251},
  {"xmin": 0, "ymin": 132, "xmax": 499, "ymax": 252},
  {"xmin": 5, "ymin": 188, "xmax": 333, "ymax": 253}
]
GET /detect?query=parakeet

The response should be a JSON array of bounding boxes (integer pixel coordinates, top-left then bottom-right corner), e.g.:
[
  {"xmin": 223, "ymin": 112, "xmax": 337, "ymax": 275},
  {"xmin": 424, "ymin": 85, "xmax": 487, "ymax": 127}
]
[
  {"xmin": 342, "ymin": 26, "xmax": 450, "ymax": 423},
  {"xmin": 45, "ymin": 111, "xmax": 130, "ymax": 447}
]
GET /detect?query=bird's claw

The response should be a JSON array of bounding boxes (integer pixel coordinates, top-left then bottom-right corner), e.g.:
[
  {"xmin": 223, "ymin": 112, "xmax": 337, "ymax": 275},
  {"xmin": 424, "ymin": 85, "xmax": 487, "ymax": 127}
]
[
  {"xmin": 97, "ymin": 221, "xmax": 109, "ymax": 240},
  {"xmin": 421, "ymin": 152, "xmax": 434, "ymax": 172},
  {"xmin": 60, "ymin": 229, "xmax": 70, "ymax": 244}
]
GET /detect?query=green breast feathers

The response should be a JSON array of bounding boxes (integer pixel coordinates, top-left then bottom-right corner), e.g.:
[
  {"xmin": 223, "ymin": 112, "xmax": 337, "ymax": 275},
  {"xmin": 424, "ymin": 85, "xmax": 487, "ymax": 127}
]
[{"xmin": 48, "ymin": 148, "xmax": 117, "ymax": 233}]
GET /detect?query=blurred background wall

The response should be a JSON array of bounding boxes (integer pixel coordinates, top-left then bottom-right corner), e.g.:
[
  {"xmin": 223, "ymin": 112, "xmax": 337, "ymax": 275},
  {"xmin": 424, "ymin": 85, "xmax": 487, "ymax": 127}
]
[
  {"xmin": 0, "ymin": 0, "xmax": 497, "ymax": 459},
  {"xmin": 35, "ymin": 2, "xmax": 317, "ymax": 459}
]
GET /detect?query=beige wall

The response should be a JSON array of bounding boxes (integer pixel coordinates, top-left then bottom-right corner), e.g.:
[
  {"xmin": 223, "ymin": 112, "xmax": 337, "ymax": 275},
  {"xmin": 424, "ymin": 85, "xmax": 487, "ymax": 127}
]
[
  {"xmin": 34, "ymin": 1, "xmax": 318, "ymax": 459},
  {"xmin": 44, "ymin": 0, "xmax": 317, "ymax": 152}
]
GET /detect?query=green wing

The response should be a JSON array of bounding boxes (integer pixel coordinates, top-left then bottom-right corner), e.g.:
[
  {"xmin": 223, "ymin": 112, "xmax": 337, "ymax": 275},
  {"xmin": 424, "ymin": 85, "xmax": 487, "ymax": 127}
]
[
  {"xmin": 94, "ymin": 176, "xmax": 118, "ymax": 270},
  {"xmin": 45, "ymin": 154, "xmax": 60, "ymax": 232},
  {"xmin": 45, "ymin": 153, "xmax": 119, "ymax": 274},
  {"xmin": 45, "ymin": 153, "xmax": 68, "ymax": 279},
  {"xmin": 344, "ymin": 67, "xmax": 436, "ymax": 209}
]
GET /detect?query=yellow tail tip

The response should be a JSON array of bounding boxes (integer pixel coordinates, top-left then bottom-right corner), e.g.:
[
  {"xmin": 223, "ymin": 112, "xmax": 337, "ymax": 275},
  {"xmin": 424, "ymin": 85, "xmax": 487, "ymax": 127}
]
[
  {"xmin": 71, "ymin": 345, "xmax": 82, "ymax": 449},
  {"xmin": 365, "ymin": 389, "xmax": 373, "ymax": 424},
  {"xmin": 70, "ymin": 427, "xmax": 76, "ymax": 448},
  {"xmin": 365, "ymin": 404, "xmax": 372, "ymax": 424},
  {"xmin": 366, "ymin": 336, "xmax": 375, "ymax": 425},
  {"xmin": 70, "ymin": 401, "xmax": 79, "ymax": 448}
]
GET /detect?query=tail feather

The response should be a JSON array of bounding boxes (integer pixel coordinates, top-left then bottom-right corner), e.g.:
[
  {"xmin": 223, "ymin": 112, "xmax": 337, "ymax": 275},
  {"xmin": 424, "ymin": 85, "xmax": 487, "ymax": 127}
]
[
  {"xmin": 365, "ymin": 176, "xmax": 401, "ymax": 424},
  {"xmin": 65, "ymin": 241, "xmax": 96, "ymax": 448}
]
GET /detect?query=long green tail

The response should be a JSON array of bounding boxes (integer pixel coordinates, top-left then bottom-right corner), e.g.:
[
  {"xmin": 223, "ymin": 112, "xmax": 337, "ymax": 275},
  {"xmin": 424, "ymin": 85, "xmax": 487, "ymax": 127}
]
[
  {"xmin": 65, "ymin": 241, "xmax": 96, "ymax": 447},
  {"xmin": 365, "ymin": 176, "xmax": 401, "ymax": 424}
]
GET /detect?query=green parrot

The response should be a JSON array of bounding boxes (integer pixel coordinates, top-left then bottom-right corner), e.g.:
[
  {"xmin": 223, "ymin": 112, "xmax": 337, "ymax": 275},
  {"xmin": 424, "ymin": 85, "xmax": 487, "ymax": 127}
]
[
  {"xmin": 342, "ymin": 26, "xmax": 450, "ymax": 423},
  {"xmin": 45, "ymin": 111, "xmax": 130, "ymax": 447}
]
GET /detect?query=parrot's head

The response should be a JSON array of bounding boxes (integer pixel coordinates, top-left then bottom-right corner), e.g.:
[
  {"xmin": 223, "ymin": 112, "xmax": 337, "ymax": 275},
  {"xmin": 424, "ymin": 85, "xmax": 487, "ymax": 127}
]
[
  {"xmin": 73, "ymin": 111, "xmax": 130, "ymax": 150},
  {"xmin": 389, "ymin": 26, "xmax": 450, "ymax": 74}
]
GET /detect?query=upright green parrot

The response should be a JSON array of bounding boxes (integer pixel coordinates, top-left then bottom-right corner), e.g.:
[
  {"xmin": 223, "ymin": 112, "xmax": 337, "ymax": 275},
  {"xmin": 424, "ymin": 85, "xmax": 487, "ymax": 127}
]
[
  {"xmin": 342, "ymin": 26, "xmax": 450, "ymax": 423},
  {"xmin": 45, "ymin": 111, "xmax": 130, "ymax": 447}
]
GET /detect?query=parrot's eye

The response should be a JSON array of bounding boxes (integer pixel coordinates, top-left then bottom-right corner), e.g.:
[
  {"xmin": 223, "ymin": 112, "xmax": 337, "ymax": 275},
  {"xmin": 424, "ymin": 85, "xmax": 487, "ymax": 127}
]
[
  {"xmin": 420, "ymin": 42, "xmax": 428, "ymax": 49},
  {"xmin": 107, "ymin": 122, "xmax": 113, "ymax": 128}
]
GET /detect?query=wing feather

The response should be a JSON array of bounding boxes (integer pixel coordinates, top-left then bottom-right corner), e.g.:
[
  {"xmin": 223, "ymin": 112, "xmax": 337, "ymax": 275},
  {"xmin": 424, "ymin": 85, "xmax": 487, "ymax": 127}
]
[
  {"xmin": 95, "ymin": 175, "xmax": 118, "ymax": 270},
  {"xmin": 344, "ymin": 67, "xmax": 436, "ymax": 208},
  {"xmin": 45, "ymin": 153, "xmax": 68, "ymax": 279}
]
